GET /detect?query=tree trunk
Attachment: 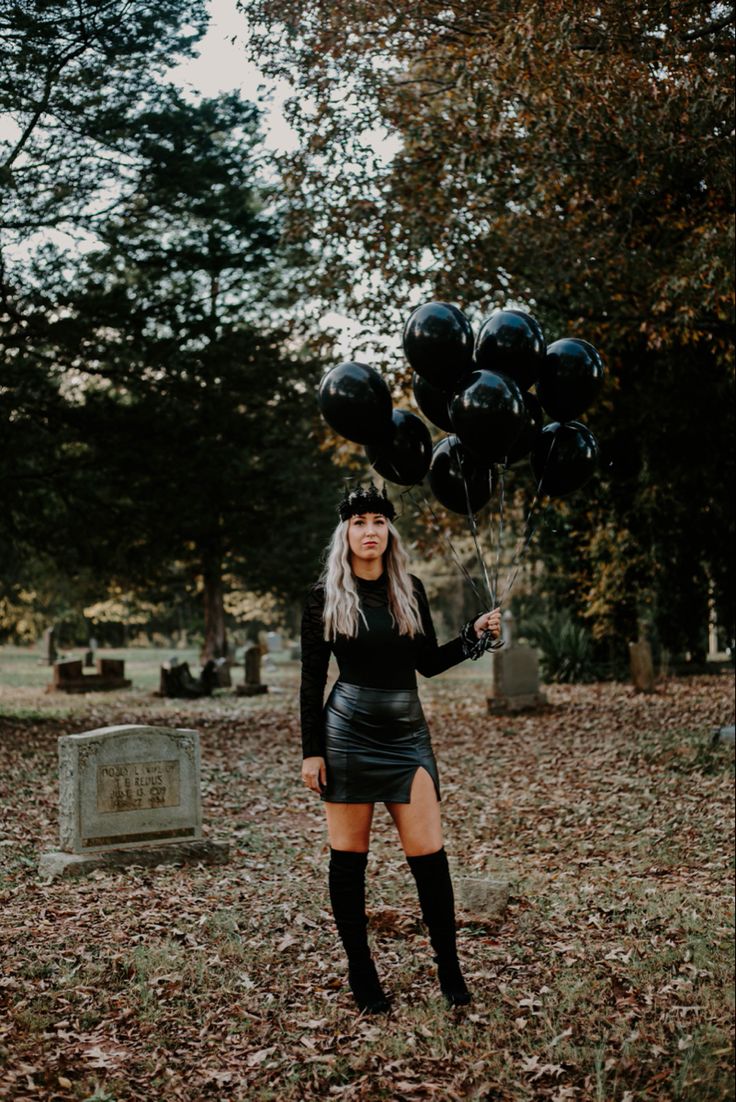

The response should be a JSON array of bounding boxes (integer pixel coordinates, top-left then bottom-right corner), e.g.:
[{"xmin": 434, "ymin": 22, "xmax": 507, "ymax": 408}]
[{"xmin": 201, "ymin": 555, "xmax": 227, "ymax": 662}]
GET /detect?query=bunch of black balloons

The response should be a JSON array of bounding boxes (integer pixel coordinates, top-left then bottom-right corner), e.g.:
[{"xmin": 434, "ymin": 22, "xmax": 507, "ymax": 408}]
[{"xmin": 317, "ymin": 301, "xmax": 603, "ymax": 514}]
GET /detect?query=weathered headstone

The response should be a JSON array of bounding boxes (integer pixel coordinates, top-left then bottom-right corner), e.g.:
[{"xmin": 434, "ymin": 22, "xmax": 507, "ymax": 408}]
[
  {"xmin": 214, "ymin": 655, "xmax": 232, "ymax": 688},
  {"xmin": 629, "ymin": 639, "xmax": 655, "ymax": 693},
  {"xmin": 52, "ymin": 659, "xmax": 84, "ymax": 689},
  {"xmin": 448, "ymin": 858, "xmax": 511, "ymax": 922},
  {"xmin": 98, "ymin": 657, "xmax": 125, "ymax": 680},
  {"xmin": 40, "ymin": 626, "xmax": 57, "ymax": 666},
  {"xmin": 487, "ymin": 611, "xmax": 546, "ymax": 714},
  {"xmin": 236, "ymin": 642, "xmax": 268, "ymax": 696},
  {"xmin": 266, "ymin": 631, "xmax": 283, "ymax": 652},
  {"xmin": 39, "ymin": 725, "xmax": 229, "ymax": 879},
  {"xmin": 49, "ymin": 658, "xmax": 131, "ymax": 694},
  {"xmin": 454, "ymin": 876, "xmax": 510, "ymax": 922},
  {"xmin": 159, "ymin": 660, "xmax": 216, "ymax": 698}
]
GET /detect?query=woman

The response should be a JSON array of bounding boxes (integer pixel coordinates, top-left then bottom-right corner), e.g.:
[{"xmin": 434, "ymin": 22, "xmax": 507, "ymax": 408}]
[{"xmin": 300, "ymin": 484, "xmax": 501, "ymax": 1014}]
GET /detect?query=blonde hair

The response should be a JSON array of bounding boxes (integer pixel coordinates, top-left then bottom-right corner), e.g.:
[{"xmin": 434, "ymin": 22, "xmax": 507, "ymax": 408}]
[{"xmin": 320, "ymin": 519, "xmax": 423, "ymax": 641}]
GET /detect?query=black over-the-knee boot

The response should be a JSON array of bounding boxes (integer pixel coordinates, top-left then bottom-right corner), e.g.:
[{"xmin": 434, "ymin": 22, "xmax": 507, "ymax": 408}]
[
  {"xmin": 407, "ymin": 847, "xmax": 471, "ymax": 1006},
  {"xmin": 328, "ymin": 848, "xmax": 391, "ymax": 1014}
]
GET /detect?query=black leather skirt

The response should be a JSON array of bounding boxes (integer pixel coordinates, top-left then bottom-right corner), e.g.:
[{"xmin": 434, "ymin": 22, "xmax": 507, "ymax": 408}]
[{"xmin": 322, "ymin": 681, "xmax": 440, "ymax": 804}]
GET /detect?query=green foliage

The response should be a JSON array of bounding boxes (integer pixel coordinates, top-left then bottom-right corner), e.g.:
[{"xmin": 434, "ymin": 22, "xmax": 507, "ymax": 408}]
[
  {"xmin": 524, "ymin": 609, "xmax": 596, "ymax": 684},
  {"xmin": 0, "ymin": 7, "xmax": 342, "ymax": 650}
]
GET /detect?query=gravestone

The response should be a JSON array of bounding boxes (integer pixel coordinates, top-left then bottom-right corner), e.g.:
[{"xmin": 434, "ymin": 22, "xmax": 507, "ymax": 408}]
[
  {"xmin": 39, "ymin": 725, "xmax": 229, "ymax": 879},
  {"xmin": 266, "ymin": 631, "xmax": 283, "ymax": 652},
  {"xmin": 629, "ymin": 639, "xmax": 655, "ymax": 693},
  {"xmin": 448, "ymin": 858, "xmax": 511, "ymax": 923},
  {"xmin": 236, "ymin": 642, "xmax": 268, "ymax": 696},
  {"xmin": 487, "ymin": 611, "xmax": 546, "ymax": 714},
  {"xmin": 49, "ymin": 658, "xmax": 131, "ymax": 694},
  {"xmin": 40, "ymin": 626, "xmax": 57, "ymax": 666},
  {"xmin": 214, "ymin": 655, "xmax": 232, "ymax": 688},
  {"xmin": 159, "ymin": 659, "xmax": 218, "ymax": 698},
  {"xmin": 453, "ymin": 875, "xmax": 510, "ymax": 922}
]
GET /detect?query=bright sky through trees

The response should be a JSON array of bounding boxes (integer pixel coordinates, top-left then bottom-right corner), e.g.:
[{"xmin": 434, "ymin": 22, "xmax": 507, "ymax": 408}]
[
  {"xmin": 165, "ymin": 0, "xmax": 298, "ymax": 152},
  {"xmin": 167, "ymin": 0, "xmax": 397, "ymax": 357}
]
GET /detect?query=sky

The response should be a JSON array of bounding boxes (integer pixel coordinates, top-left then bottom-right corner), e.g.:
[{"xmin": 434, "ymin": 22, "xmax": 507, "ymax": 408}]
[
  {"xmin": 165, "ymin": 0, "xmax": 299, "ymax": 154},
  {"xmin": 167, "ymin": 0, "xmax": 397, "ymax": 357}
]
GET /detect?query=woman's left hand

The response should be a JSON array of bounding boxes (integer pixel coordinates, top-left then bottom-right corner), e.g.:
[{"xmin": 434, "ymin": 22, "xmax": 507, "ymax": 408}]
[{"xmin": 474, "ymin": 608, "xmax": 501, "ymax": 640}]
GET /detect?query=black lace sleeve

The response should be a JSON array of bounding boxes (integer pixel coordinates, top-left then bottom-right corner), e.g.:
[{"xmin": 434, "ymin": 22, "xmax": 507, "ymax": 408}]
[
  {"xmin": 412, "ymin": 576, "xmax": 467, "ymax": 678},
  {"xmin": 299, "ymin": 584, "xmax": 331, "ymax": 758}
]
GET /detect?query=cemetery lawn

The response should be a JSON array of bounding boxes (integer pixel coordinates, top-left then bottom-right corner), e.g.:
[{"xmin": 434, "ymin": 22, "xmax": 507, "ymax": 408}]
[{"xmin": 0, "ymin": 651, "xmax": 734, "ymax": 1102}]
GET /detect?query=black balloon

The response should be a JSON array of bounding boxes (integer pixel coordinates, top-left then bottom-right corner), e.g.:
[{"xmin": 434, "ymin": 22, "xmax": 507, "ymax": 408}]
[
  {"xmin": 403, "ymin": 301, "xmax": 474, "ymax": 391},
  {"xmin": 474, "ymin": 309, "xmax": 546, "ymax": 390},
  {"xmin": 506, "ymin": 391, "xmax": 544, "ymax": 466},
  {"xmin": 412, "ymin": 372, "xmax": 454, "ymax": 432},
  {"xmin": 428, "ymin": 435, "xmax": 491, "ymax": 515},
  {"xmin": 536, "ymin": 338, "xmax": 605, "ymax": 422},
  {"xmin": 531, "ymin": 420, "xmax": 600, "ymax": 496},
  {"xmin": 366, "ymin": 408, "xmax": 432, "ymax": 486},
  {"xmin": 318, "ymin": 361, "xmax": 393, "ymax": 444},
  {"xmin": 449, "ymin": 368, "xmax": 527, "ymax": 464}
]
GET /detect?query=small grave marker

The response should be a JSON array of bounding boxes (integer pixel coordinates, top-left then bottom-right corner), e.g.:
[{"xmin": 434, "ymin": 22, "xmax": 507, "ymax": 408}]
[
  {"xmin": 40, "ymin": 626, "xmax": 57, "ymax": 666},
  {"xmin": 448, "ymin": 858, "xmax": 511, "ymax": 923},
  {"xmin": 237, "ymin": 642, "xmax": 268, "ymax": 696},
  {"xmin": 629, "ymin": 639, "xmax": 655, "ymax": 693},
  {"xmin": 454, "ymin": 875, "xmax": 510, "ymax": 922}
]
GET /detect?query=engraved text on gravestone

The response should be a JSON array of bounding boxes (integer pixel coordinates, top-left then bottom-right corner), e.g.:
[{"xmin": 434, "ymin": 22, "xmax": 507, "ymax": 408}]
[{"xmin": 97, "ymin": 760, "xmax": 181, "ymax": 813}]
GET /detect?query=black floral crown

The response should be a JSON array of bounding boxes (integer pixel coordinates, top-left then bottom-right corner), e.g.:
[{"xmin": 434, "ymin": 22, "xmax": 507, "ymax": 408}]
[{"xmin": 338, "ymin": 482, "xmax": 396, "ymax": 522}]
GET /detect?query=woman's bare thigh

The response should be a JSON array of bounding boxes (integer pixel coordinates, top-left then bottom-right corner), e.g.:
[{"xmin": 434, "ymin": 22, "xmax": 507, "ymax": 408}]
[
  {"xmin": 324, "ymin": 802, "xmax": 375, "ymax": 852},
  {"xmin": 385, "ymin": 767, "xmax": 443, "ymax": 857}
]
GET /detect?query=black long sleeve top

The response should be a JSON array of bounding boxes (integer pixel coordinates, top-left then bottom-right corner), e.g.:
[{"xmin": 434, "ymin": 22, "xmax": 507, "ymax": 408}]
[{"xmin": 299, "ymin": 572, "xmax": 468, "ymax": 758}]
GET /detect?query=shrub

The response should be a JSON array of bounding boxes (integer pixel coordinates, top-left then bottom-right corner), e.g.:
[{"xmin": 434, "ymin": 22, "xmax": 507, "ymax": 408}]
[{"xmin": 524, "ymin": 610, "xmax": 596, "ymax": 683}]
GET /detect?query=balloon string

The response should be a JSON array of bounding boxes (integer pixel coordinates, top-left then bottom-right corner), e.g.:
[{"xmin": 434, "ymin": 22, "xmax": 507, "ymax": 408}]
[
  {"xmin": 404, "ymin": 486, "xmax": 486, "ymax": 607},
  {"xmin": 492, "ymin": 461, "xmax": 507, "ymax": 605},
  {"xmin": 497, "ymin": 434, "xmax": 558, "ymax": 604},
  {"xmin": 498, "ymin": 508, "xmax": 547, "ymax": 604},
  {"xmin": 487, "ymin": 465, "xmax": 497, "ymax": 602},
  {"xmin": 457, "ymin": 449, "xmax": 494, "ymax": 608}
]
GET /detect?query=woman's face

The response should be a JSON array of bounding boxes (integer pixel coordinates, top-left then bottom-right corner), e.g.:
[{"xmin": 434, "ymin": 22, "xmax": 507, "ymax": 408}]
[{"xmin": 347, "ymin": 512, "xmax": 389, "ymax": 565}]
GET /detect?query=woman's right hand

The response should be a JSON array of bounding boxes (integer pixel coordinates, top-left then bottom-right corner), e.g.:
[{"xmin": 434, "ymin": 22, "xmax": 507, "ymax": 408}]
[{"xmin": 302, "ymin": 755, "xmax": 326, "ymax": 795}]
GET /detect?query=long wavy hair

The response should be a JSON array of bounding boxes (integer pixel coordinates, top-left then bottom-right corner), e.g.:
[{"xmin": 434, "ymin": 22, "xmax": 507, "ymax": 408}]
[{"xmin": 320, "ymin": 519, "xmax": 423, "ymax": 641}]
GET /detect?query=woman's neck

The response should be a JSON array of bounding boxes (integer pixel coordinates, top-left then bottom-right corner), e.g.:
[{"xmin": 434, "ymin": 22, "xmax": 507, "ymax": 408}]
[{"xmin": 351, "ymin": 555, "xmax": 385, "ymax": 582}]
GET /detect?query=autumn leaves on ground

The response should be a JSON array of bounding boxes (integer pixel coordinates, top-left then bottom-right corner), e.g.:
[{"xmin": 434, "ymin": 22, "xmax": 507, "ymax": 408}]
[{"xmin": 0, "ymin": 664, "xmax": 734, "ymax": 1102}]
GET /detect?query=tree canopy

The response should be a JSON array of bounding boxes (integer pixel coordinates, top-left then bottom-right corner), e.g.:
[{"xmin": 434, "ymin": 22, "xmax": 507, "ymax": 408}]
[
  {"xmin": 1, "ymin": 4, "xmax": 342, "ymax": 652},
  {"xmin": 0, "ymin": 0, "xmax": 207, "ymax": 237},
  {"xmin": 244, "ymin": 0, "xmax": 735, "ymax": 656}
]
